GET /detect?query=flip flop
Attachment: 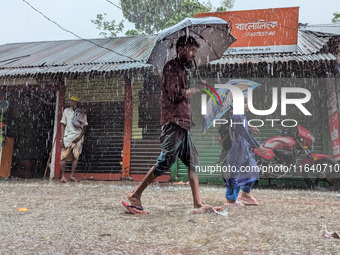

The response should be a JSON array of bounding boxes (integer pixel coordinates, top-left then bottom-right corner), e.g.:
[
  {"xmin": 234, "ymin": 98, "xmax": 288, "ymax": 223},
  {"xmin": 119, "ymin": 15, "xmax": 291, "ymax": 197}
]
[
  {"xmin": 192, "ymin": 205, "xmax": 224, "ymax": 214},
  {"xmin": 70, "ymin": 177, "xmax": 79, "ymax": 182},
  {"xmin": 192, "ymin": 200, "xmax": 224, "ymax": 213},
  {"xmin": 59, "ymin": 178, "xmax": 67, "ymax": 183},
  {"xmin": 122, "ymin": 201, "xmax": 149, "ymax": 215},
  {"xmin": 238, "ymin": 196, "xmax": 259, "ymax": 205},
  {"xmin": 213, "ymin": 206, "xmax": 224, "ymax": 212},
  {"xmin": 192, "ymin": 205, "xmax": 213, "ymax": 214}
]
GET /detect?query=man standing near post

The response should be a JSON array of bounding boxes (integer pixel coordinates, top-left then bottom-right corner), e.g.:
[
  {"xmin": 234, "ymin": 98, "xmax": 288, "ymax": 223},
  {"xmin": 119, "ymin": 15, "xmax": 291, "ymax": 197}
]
[
  {"xmin": 123, "ymin": 36, "xmax": 222, "ymax": 214},
  {"xmin": 59, "ymin": 96, "xmax": 88, "ymax": 183}
]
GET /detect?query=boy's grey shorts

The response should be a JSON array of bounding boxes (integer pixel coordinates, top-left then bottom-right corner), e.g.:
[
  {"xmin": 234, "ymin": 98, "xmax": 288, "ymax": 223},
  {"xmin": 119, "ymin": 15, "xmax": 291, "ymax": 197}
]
[{"xmin": 153, "ymin": 123, "xmax": 199, "ymax": 177}]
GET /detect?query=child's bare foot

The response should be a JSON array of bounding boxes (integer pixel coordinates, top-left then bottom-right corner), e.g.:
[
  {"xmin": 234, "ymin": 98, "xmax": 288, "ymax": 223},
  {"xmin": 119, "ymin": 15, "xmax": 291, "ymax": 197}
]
[
  {"xmin": 239, "ymin": 192, "xmax": 258, "ymax": 205},
  {"xmin": 224, "ymin": 200, "xmax": 244, "ymax": 206},
  {"xmin": 240, "ymin": 192, "xmax": 252, "ymax": 199}
]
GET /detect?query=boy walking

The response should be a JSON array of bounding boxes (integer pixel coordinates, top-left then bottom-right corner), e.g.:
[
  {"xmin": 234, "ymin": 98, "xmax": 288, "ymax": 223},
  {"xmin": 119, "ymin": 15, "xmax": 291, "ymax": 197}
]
[{"xmin": 123, "ymin": 36, "xmax": 221, "ymax": 214}]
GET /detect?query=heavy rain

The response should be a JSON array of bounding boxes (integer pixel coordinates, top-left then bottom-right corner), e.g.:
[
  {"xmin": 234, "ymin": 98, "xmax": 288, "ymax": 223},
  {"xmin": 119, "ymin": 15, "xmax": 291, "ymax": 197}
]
[{"xmin": 0, "ymin": 0, "xmax": 340, "ymax": 254}]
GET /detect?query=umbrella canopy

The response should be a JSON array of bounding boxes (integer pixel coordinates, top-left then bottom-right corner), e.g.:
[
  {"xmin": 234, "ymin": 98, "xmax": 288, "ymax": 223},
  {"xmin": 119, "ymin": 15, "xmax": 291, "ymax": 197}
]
[
  {"xmin": 204, "ymin": 79, "xmax": 261, "ymax": 130},
  {"xmin": 147, "ymin": 17, "xmax": 236, "ymax": 70}
]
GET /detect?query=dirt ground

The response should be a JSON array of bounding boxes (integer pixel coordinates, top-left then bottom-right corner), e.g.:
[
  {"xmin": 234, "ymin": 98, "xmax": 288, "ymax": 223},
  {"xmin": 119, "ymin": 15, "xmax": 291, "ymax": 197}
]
[{"xmin": 0, "ymin": 179, "xmax": 339, "ymax": 255}]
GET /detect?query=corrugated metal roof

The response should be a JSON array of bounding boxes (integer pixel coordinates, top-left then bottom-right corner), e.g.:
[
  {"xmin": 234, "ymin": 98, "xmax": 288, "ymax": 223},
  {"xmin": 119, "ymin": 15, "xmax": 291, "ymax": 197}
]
[
  {"xmin": 210, "ymin": 53, "xmax": 336, "ymax": 66},
  {"xmin": 0, "ymin": 28, "xmax": 338, "ymax": 77},
  {"xmin": 0, "ymin": 62, "xmax": 152, "ymax": 77},
  {"xmin": 210, "ymin": 30, "xmax": 337, "ymax": 65},
  {"xmin": 299, "ymin": 24, "xmax": 340, "ymax": 36},
  {"xmin": 0, "ymin": 35, "xmax": 157, "ymax": 77}
]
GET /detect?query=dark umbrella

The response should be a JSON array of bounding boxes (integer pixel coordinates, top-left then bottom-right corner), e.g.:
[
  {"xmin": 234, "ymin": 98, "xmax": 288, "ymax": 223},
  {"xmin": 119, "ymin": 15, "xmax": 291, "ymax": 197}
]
[{"xmin": 147, "ymin": 17, "xmax": 236, "ymax": 70}]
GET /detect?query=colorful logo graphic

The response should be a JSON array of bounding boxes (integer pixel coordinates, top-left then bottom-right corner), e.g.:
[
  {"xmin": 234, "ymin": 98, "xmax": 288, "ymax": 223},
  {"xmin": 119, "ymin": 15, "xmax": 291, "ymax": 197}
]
[{"xmin": 199, "ymin": 83, "xmax": 222, "ymax": 106}]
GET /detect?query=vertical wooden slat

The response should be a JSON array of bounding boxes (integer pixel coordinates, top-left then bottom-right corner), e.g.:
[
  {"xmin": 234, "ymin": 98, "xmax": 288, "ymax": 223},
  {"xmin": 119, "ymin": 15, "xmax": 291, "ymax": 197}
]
[{"xmin": 122, "ymin": 76, "xmax": 132, "ymax": 178}]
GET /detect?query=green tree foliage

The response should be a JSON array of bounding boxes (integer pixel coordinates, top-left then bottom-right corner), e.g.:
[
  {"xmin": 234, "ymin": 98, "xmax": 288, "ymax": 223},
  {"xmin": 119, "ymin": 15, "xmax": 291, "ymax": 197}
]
[
  {"xmin": 125, "ymin": 29, "xmax": 145, "ymax": 36},
  {"xmin": 216, "ymin": 0, "xmax": 235, "ymax": 12},
  {"xmin": 120, "ymin": 0, "xmax": 211, "ymax": 34},
  {"xmin": 332, "ymin": 12, "xmax": 340, "ymax": 23},
  {"xmin": 91, "ymin": 13, "xmax": 124, "ymax": 37},
  {"xmin": 92, "ymin": 0, "xmax": 235, "ymax": 37}
]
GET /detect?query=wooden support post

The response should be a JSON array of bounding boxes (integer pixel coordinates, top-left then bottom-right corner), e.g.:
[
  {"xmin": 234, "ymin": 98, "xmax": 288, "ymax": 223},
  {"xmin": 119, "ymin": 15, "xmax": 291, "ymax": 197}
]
[
  {"xmin": 0, "ymin": 137, "xmax": 14, "ymax": 178},
  {"xmin": 122, "ymin": 76, "xmax": 133, "ymax": 179},
  {"xmin": 54, "ymin": 81, "xmax": 66, "ymax": 179}
]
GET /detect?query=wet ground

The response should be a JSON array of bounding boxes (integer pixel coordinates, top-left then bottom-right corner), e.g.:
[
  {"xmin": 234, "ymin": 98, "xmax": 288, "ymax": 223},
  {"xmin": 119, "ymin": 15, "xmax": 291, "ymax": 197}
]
[{"xmin": 0, "ymin": 179, "xmax": 339, "ymax": 255}]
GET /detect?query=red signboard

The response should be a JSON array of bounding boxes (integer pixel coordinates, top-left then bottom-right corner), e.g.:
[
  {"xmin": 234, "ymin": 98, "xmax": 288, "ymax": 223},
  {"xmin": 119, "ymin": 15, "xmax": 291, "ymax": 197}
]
[{"xmin": 195, "ymin": 7, "xmax": 299, "ymax": 54}]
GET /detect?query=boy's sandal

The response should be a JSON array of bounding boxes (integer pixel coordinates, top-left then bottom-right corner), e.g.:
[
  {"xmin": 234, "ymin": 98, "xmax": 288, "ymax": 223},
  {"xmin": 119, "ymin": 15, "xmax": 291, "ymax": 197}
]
[{"xmin": 122, "ymin": 201, "xmax": 149, "ymax": 215}]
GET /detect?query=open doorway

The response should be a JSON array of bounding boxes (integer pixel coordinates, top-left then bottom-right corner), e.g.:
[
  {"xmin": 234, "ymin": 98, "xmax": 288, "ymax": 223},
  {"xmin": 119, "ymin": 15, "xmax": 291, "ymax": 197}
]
[{"xmin": 1, "ymin": 85, "xmax": 56, "ymax": 178}]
